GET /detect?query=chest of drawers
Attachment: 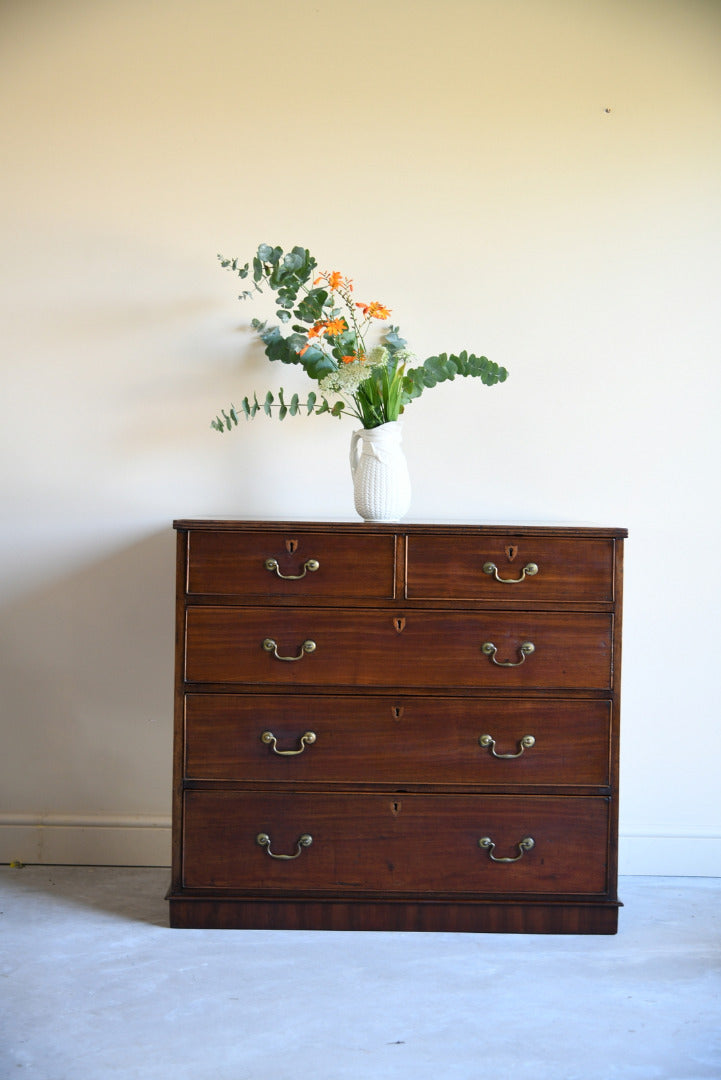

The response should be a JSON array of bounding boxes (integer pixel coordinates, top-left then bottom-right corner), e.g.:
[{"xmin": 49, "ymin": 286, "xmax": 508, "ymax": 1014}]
[{"xmin": 169, "ymin": 520, "xmax": 626, "ymax": 933}]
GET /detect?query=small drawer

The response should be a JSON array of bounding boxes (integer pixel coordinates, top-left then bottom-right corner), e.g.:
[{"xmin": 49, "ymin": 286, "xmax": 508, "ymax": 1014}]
[
  {"xmin": 406, "ymin": 535, "xmax": 615, "ymax": 602},
  {"xmin": 182, "ymin": 791, "xmax": 610, "ymax": 895},
  {"xmin": 184, "ymin": 608, "xmax": 613, "ymax": 689},
  {"xmin": 185, "ymin": 529, "xmax": 395, "ymax": 599},
  {"xmin": 184, "ymin": 694, "xmax": 612, "ymax": 788}
]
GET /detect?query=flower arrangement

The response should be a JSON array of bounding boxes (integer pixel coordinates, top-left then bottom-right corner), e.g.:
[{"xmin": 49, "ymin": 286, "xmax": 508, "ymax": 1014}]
[{"xmin": 212, "ymin": 244, "xmax": 508, "ymax": 432}]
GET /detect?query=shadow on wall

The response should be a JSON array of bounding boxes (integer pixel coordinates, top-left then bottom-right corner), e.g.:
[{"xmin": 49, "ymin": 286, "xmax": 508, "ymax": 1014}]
[{"xmin": 0, "ymin": 530, "xmax": 175, "ymax": 829}]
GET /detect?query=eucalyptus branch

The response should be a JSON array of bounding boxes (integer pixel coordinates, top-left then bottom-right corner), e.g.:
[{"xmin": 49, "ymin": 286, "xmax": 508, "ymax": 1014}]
[
  {"xmin": 403, "ymin": 351, "xmax": 508, "ymax": 400},
  {"xmin": 211, "ymin": 389, "xmax": 346, "ymax": 432}
]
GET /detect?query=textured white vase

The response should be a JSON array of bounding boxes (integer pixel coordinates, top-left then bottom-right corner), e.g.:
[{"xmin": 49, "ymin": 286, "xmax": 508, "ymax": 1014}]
[{"xmin": 349, "ymin": 420, "xmax": 411, "ymax": 522}]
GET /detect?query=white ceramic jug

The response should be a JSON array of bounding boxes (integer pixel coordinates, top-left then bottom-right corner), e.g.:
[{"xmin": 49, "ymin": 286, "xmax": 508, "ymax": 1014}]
[{"xmin": 349, "ymin": 420, "xmax": 411, "ymax": 522}]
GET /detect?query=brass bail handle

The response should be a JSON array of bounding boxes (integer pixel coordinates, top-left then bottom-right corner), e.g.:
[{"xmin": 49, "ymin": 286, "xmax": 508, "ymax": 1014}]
[
  {"xmin": 256, "ymin": 832, "xmax": 313, "ymax": 860},
  {"xmin": 482, "ymin": 641, "xmax": 535, "ymax": 667},
  {"xmin": 261, "ymin": 730, "xmax": 317, "ymax": 756},
  {"xmin": 264, "ymin": 557, "xmax": 319, "ymax": 581},
  {"xmin": 479, "ymin": 836, "xmax": 535, "ymax": 863},
  {"xmin": 262, "ymin": 638, "xmax": 316, "ymax": 662},
  {"xmin": 479, "ymin": 734, "xmax": 536, "ymax": 759},
  {"xmin": 483, "ymin": 561, "xmax": 538, "ymax": 584}
]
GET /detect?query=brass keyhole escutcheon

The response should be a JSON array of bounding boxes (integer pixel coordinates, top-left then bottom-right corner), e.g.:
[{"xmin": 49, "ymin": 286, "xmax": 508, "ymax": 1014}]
[
  {"xmin": 390, "ymin": 800, "xmax": 402, "ymax": 816},
  {"xmin": 505, "ymin": 545, "xmax": 519, "ymax": 562},
  {"xmin": 285, "ymin": 539, "xmax": 298, "ymax": 554},
  {"xmin": 394, "ymin": 616, "xmax": 406, "ymax": 633}
]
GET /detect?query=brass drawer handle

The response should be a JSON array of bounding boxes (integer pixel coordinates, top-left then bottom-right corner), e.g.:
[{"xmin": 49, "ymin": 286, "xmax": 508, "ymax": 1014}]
[
  {"xmin": 483, "ymin": 561, "xmax": 538, "ymax": 583},
  {"xmin": 481, "ymin": 641, "xmax": 535, "ymax": 667},
  {"xmin": 256, "ymin": 832, "xmax": 313, "ymax": 860},
  {"xmin": 262, "ymin": 638, "xmax": 316, "ymax": 662},
  {"xmin": 261, "ymin": 730, "xmax": 317, "ymax": 756},
  {"xmin": 479, "ymin": 734, "xmax": 536, "ymax": 759},
  {"xmin": 264, "ymin": 557, "xmax": 319, "ymax": 580},
  {"xmin": 478, "ymin": 836, "xmax": 535, "ymax": 863}
]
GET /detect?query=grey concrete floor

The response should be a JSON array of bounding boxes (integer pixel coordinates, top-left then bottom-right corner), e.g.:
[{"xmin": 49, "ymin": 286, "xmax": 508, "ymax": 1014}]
[{"xmin": 0, "ymin": 868, "xmax": 719, "ymax": 1080}]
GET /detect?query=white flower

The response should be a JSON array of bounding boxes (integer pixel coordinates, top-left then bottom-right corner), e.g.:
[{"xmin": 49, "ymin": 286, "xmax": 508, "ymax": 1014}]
[
  {"xmin": 319, "ymin": 360, "xmax": 370, "ymax": 396},
  {"xmin": 366, "ymin": 345, "xmax": 389, "ymax": 368},
  {"xmin": 318, "ymin": 346, "xmax": 416, "ymax": 401}
]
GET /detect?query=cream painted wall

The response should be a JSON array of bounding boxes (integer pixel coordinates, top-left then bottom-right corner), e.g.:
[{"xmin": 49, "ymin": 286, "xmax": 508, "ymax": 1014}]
[{"xmin": 1, "ymin": 0, "xmax": 719, "ymax": 873}]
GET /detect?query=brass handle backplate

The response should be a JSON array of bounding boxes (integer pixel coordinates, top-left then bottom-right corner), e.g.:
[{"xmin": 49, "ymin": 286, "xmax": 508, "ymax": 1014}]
[
  {"xmin": 256, "ymin": 832, "xmax": 313, "ymax": 860},
  {"xmin": 483, "ymin": 561, "xmax": 538, "ymax": 583},
  {"xmin": 478, "ymin": 836, "xmax": 535, "ymax": 863},
  {"xmin": 262, "ymin": 638, "xmax": 316, "ymax": 662},
  {"xmin": 479, "ymin": 734, "xmax": 536, "ymax": 759},
  {"xmin": 481, "ymin": 641, "xmax": 535, "ymax": 667},
  {"xmin": 261, "ymin": 730, "xmax": 317, "ymax": 756},
  {"xmin": 264, "ymin": 557, "xmax": 320, "ymax": 580}
]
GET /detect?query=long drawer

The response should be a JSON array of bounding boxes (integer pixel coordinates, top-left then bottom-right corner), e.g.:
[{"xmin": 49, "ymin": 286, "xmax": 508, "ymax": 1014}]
[
  {"xmin": 182, "ymin": 791, "xmax": 610, "ymax": 895},
  {"xmin": 184, "ymin": 608, "xmax": 614, "ymax": 689},
  {"xmin": 184, "ymin": 694, "xmax": 612, "ymax": 787}
]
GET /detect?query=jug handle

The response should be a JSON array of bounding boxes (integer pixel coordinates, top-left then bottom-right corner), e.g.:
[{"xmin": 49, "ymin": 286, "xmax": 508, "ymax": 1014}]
[{"xmin": 350, "ymin": 429, "xmax": 362, "ymax": 478}]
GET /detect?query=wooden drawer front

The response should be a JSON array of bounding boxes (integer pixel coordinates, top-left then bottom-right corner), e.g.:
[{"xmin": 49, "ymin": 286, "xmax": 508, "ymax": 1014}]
[
  {"xmin": 406, "ymin": 535, "xmax": 615, "ymax": 602},
  {"xmin": 185, "ymin": 694, "xmax": 612, "ymax": 787},
  {"xmin": 182, "ymin": 791, "xmax": 610, "ymax": 895},
  {"xmin": 186, "ymin": 530, "xmax": 395, "ymax": 599},
  {"xmin": 185, "ymin": 608, "xmax": 613, "ymax": 689}
]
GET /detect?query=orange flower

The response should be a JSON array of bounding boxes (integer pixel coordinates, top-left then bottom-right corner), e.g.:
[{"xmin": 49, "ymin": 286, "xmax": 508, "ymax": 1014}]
[
  {"xmin": 313, "ymin": 270, "xmax": 351, "ymax": 292},
  {"xmin": 298, "ymin": 317, "xmax": 347, "ymax": 355},
  {"xmin": 298, "ymin": 322, "xmax": 326, "ymax": 356},
  {"xmin": 323, "ymin": 317, "xmax": 348, "ymax": 337},
  {"xmin": 356, "ymin": 300, "xmax": 391, "ymax": 320},
  {"xmin": 341, "ymin": 353, "xmax": 362, "ymax": 364}
]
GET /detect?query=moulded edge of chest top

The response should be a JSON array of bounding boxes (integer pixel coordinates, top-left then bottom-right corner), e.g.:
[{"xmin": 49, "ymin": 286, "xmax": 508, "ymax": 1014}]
[{"xmin": 173, "ymin": 520, "xmax": 628, "ymax": 540}]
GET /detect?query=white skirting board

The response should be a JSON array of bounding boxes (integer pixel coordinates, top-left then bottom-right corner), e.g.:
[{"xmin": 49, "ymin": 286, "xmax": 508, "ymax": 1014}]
[
  {"xmin": 0, "ymin": 814, "xmax": 172, "ymax": 867},
  {"xmin": 1, "ymin": 816, "xmax": 720, "ymax": 875},
  {"xmin": 618, "ymin": 825, "xmax": 721, "ymax": 878}
]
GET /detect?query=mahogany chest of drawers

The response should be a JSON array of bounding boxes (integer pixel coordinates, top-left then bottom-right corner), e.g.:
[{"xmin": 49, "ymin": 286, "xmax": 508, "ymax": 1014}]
[{"xmin": 169, "ymin": 520, "xmax": 626, "ymax": 933}]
